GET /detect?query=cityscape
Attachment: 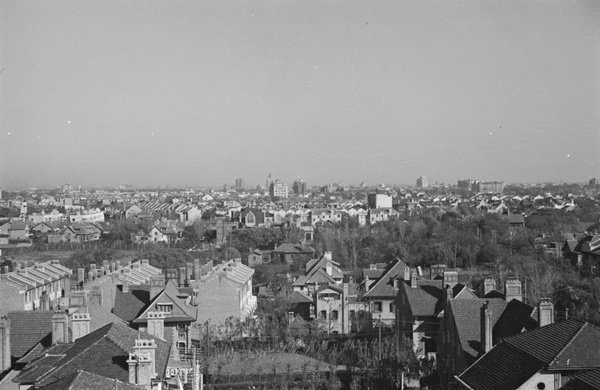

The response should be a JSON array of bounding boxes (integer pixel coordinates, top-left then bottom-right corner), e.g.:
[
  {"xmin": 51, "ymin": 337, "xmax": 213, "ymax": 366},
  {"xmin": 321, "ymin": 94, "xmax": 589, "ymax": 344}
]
[{"xmin": 1, "ymin": 0, "xmax": 599, "ymax": 389}]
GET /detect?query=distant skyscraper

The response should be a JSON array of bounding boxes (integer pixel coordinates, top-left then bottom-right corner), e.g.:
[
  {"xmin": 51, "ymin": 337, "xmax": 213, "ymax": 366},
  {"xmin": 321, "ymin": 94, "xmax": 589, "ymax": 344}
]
[
  {"xmin": 235, "ymin": 178, "xmax": 245, "ymax": 189},
  {"xmin": 416, "ymin": 176, "xmax": 429, "ymax": 189},
  {"xmin": 292, "ymin": 179, "xmax": 307, "ymax": 195},
  {"xmin": 266, "ymin": 173, "xmax": 274, "ymax": 189},
  {"xmin": 590, "ymin": 178, "xmax": 598, "ymax": 187},
  {"xmin": 269, "ymin": 180, "xmax": 288, "ymax": 198}
]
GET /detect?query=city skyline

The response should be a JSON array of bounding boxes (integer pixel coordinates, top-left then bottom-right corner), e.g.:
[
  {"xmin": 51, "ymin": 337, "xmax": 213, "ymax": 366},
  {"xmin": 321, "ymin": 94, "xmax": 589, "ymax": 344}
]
[{"xmin": 1, "ymin": 0, "xmax": 598, "ymax": 188}]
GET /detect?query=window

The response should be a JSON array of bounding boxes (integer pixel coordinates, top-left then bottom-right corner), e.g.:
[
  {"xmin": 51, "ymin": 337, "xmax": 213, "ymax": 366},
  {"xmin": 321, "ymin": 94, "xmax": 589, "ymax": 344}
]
[
  {"xmin": 320, "ymin": 310, "xmax": 327, "ymax": 319},
  {"xmin": 372, "ymin": 302, "xmax": 382, "ymax": 312},
  {"xmin": 389, "ymin": 302, "xmax": 395, "ymax": 312},
  {"xmin": 331, "ymin": 310, "xmax": 339, "ymax": 320},
  {"xmin": 157, "ymin": 303, "xmax": 173, "ymax": 313},
  {"xmin": 350, "ymin": 310, "xmax": 356, "ymax": 319}
]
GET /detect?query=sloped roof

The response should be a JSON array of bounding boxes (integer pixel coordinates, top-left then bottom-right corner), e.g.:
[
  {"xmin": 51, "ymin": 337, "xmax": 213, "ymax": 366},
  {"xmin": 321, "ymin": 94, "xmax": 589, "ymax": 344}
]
[
  {"xmin": 559, "ymin": 367, "xmax": 600, "ymax": 390},
  {"xmin": 459, "ymin": 319, "xmax": 600, "ymax": 390},
  {"xmin": 493, "ymin": 299, "xmax": 538, "ymax": 343},
  {"xmin": 401, "ymin": 279, "xmax": 443, "ymax": 317},
  {"xmin": 113, "ymin": 285, "xmax": 149, "ymax": 322},
  {"xmin": 36, "ymin": 370, "xmax": 145, "ymax": 390},
  {"xmin": 363, "ymin": 258, "xmax": 409, "ymax": 299},
  {"xmin": 288, "ymin": 291, "xmax": 313, "ymax": 304},
  {"xmin": 7, "ymin": 311, "xmax": 54, "ymax": 360},
  {"xmin": 133, "ymin": 280, "xmax": 196, "ymax": 324},
  {"xmin": 15, "ymin": 322, "xmax": 170, "ymax": 387},
  {"xmin": 449, "ymin": 298, "xmax": 508, "ymax": 361}
]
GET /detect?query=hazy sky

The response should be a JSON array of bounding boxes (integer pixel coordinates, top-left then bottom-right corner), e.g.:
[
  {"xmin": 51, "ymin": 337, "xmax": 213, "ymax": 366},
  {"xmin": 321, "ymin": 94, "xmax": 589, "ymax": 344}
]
[{"xmin": 1, "ymin": 0, "xmax": 598, "ymax": 188}]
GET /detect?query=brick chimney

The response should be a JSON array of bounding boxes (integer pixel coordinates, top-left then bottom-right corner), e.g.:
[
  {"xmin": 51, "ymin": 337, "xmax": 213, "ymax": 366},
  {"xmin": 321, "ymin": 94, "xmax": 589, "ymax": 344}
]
[
  {"xmin": 127, "ymin": 351, "xmax": 153, "ymax": 389},
  {"xmin": 147, "ymin": 312, "xmax": 165, "ymax": 340},
  {"xmin": 480, "ymin": 301, "xmax": 492, "ymax": 354},
  {"xmin": 52, "ymin": 311, "xmax": 69, "ymax": 344},
  {"xmin": 179, "ymin": 266, "xmax": 186, "ymax": 286},
  {"xmin": 102, "ymin": 260, "xmax": 109, "ymax": 274},
  {"xmin": 504, "ymin": 277, "xmax": 522, "ymax": 302},
  {"xmin": 483, "ymin": 276, "xmax": 496, "ymax": 297},
  {"xmin": 90, "ymin": 285, "xmax": 102, "ymax": 306},
  {"xmin": 443, "ymin": 271, "xmax": 458, "ymax": 288},
  {"xmin": 71, "ymin": 312, "xmax": 90, "ymax": 341},
  {"xmin": 410, "ymin": 271, "xmax": 418, "ymax": 288},
  {"xmin": 0, "ymin": 317, "xmax": 10, "ymax": 373},
  {"xmin": 186, "ymin": 262, "xmax": 194, "ymax": 283},
  {"xmin": 403, "ymin": 266, "xmax": 410, "ymax": 281},
  {"xmin": 538, "ymin": 298, "xmax": 554, "ymax": 327},
  {"xmin": 77, "ymin": 268, "xmax": 85, "ymax": 285}
]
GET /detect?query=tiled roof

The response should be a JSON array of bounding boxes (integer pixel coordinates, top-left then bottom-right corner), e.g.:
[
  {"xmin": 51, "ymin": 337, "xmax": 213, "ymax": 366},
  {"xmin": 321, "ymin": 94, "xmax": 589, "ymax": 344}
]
[
  {"xmin": 459, "ymin": 319, "xmax": 600, "ymax": 390},
  {"xmin": 503, "ymin": 318, "xmax": 585, "ymax": 364},
  {"xmin": 458, "ymin": 341, "xmax": 545, "ymax": 390},
  {"xmin": 363, "ymin": 258, "xmax": 408, "ymax": 298},
  {"xmin": 6, "ymin": 311, "xmax": 54, "ymax": 360},
  {"xmin": 492, "ymin": 299, "xmax": 537, "ymax": 343},
  {"xmin": 133, "ymin": 280, "xmax": 196, "ymax": 324},
  {"xmin": 113, "ymin": 286, "xmax": 149, "ymax": 322},
  {"xmin": 449, "ymin": 298, "xmax": 508, "ymax": 361},
  {"xmin": 560, "ymin": 368, "xmax": 600, "ymax": 390},
  {"xmin": 401, "ymin": 279, "xmax": 443, "ymax": 317},
  {"xmin": 288, "ymin": 291, "xmax": 313, "ymax": 304},
  {"xmin": 15, "ymin": 322, "xmax": 170, "ymax": 387},
  {"xmin": 36, "ymin": 370, "xmax": 145, "ymax": 390}
]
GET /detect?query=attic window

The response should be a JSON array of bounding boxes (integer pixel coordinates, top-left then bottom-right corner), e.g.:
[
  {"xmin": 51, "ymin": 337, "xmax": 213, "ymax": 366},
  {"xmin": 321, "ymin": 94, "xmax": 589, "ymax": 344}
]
[{"xmin": 157, "ymin": 303, "xmax": 173, "ymax": 313}]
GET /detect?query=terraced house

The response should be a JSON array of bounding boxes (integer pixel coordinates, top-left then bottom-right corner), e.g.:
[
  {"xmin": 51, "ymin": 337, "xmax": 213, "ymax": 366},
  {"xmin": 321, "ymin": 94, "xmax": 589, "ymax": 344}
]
[{"xmin": 0, "ymin": 260, "xmax": 73, "ymax": 316}]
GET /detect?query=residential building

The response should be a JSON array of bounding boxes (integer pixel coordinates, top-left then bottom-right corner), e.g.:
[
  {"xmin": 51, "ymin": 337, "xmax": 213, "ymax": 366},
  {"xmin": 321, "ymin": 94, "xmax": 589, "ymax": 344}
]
[
  {"xmin": 269, "ymin": 180, "xmax": 288, "ymax": 198},
  {"xmin": 367, "ymin": 193, "xmax": 392, "ymax": 209},
  {"xmin": 273, "ymin": 242, "xmax": 315, "ymax": 264},
  {"xmin": 292, "ymin": 179, "xmax": 308, "ymax": 196},
  {"xmin": 293, "ymin": 252, "xmax": 342, "ymax": 296},
  {"xmin": 362, "ymin": 258, "xmax": 408, "ymax": 327},
  {"xmin": 367, "ymin": 207, "xmax": 398, "ymax": 225},
  {"xmin": 0, "ymin": 260, "xmax": 73, "ymax": 316},
  {"xmin": 416, "ymin": 176, "xmax": 429, "ymax": 189},
  {"xmin": 193, "ymin": 259, "xmax": 257, "ymax": 325},
  {"xmin": 308, "ymin": 209, "xmax": 342, "ymax": 226},
  {"xmin": 457, "ymin": 317, "xmax": 600, "ymax": 390},
  {"xmin": 437, "ymin": 290, "xmax": 544, "ymax": 390}
]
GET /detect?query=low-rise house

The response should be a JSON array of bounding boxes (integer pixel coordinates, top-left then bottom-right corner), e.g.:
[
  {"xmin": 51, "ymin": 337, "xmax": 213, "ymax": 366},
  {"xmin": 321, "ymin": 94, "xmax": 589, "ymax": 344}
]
[
  {"xmin": 293, "ymin": 252, "xmax": 343, "ymax": 296},
  {"xmin": 0, "ymin": 261, "xmax": 73, "ymax": 316},
  {"xmin": 437, "ymin": 279, "xmax": 543, "ymax": 390},
  {"xmin": 362, "ymin": 258, "xmax": 408, "ymax": 327},
  {"xmin": 367, "ymin": 207, "xmax": 398, "ymax": 225},
  {"xmin": 193, "ymin": 259, "xmax": 257, "ymax": 326},
  {"xmin": 273, "ymin": 242, "xmax": 315, "ymax": 264},
  {"xmin": 7, "ymin": 222, "xmax": 31, "ymax": 241},
  {"xmin": 308, "ymin": 209, "xmax": 342, "ymax": 226},
  {"xmin": 457, "ymin": 318, "xmax": 600, "ymax": 390}
]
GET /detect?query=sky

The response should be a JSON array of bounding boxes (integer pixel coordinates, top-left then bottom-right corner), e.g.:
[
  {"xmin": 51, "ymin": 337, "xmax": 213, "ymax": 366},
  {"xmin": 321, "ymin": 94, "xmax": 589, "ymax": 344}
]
[{"xmin": 1, "ymin": 0, "xmax": 599, "ymax": 189}]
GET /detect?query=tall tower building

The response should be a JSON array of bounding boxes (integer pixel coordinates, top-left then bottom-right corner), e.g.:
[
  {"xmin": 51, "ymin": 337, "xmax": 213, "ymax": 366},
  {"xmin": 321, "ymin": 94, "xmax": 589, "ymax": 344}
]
[
  {"xmin": 269, "ymin": 180, "xmax": 288, "ymax": 198},
  {"xmin": 416, "ymin": 176, "xmax": 429, "ymax": 189},
  {"xmin": 292, "ymin": 179, "xmax": 307, "ymax": 195},
  {"xmin": 235, "ymin": 178, "xmax": 245, "ymax": 189},
  {"xmin": 266, "ymin": 173, "xmax": 274, "ymax": 190}
]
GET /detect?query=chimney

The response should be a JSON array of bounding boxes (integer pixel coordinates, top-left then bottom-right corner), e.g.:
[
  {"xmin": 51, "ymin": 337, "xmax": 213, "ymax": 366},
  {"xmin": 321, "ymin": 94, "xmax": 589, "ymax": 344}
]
[
  {"xmin": 538, "ymin": 298, "xmax": 554, "ymax": 327},
  {"xmin": 52, "ymin": 311, "xmax": 69, "ymax": 344},
  {"xmin": 504, "ymin": 277, "xmax": 522, "ymax": 302},
  {"xmin": 110, "ymin": 261, "xmax": 116, "ymax": 273},
  {"xmin": 69, "ymin": 290, "xmax": 88, "ymax": 307},
  {"xmin": 179, "ymin": 267, "xmax": 186, "ymax": 286},
  {"xmin": 141, "ymin": 259, "xmax": 149, "ymax": 266},
  {"xmin": 146, "ymin": 312, "xmax": 165, "ymax": 340},
  {"xmin": 194, "ymin": 259, "xmax": 201, "ymax": 280},
  {"xmin": 39, "ymin": 291, "xmax": 49, "ymax": 310},
  {"xmin": 0, "ymin": 317, "xmax": 10, "ymax": 373},
  {"xmin": 480, "ymin": 301, "xmax": 492, "ymax": 354},
  {"xmin": 77, "ymin": 268, "xmax": 85, "ymax": 285},
  {"xmin": 90, "ymin": 285, "xmax": 102, "ymax": 306},
  {"xmin": 149, "ymin": 275, "xmax": 165, "ymax": 301},
  {"xmin": 134, "ymin": 338, "xmax": 157, "ymax": 378},
  {"xmin": 90, "ymin": 264, "xmax": 97, "ymax": 280},
  {"xmin": 186, "ymin": 262, "xmax": 194, "ymax": 283},
  {"xmin": 483, "ymin": 276, "xmax": 497, "ymax": 297},
  {"xmin": 326, "ymin": 261, "xmax": 333, "ymax": 277},
  {"xmin": 403, "ymin": 266, "xmax": 410, "ymax": 281},
  {"xmin": 443, "ymin": 271, "xmax": 458, "ymax": 288},
  {"xmin": 71, "ymin": 312, "xmax": 90, "ymax": 341},
  {"xmin": 410, "ymin": 271, "xmax": 418, "ymax": 288},
  {"xmin": 115, "ymin": 260, "xmax": 121, "ymax": 270},
  {"xmin": 122, "ymin": 282, "xmax": 129, "ymax": 293},
  {"xmin": 127, "ymin": 350, "xmax": 154, "ymax": 389},
  {"xmin": 103, "ymin": 260, "xmax": 109, "ymax": 274}
]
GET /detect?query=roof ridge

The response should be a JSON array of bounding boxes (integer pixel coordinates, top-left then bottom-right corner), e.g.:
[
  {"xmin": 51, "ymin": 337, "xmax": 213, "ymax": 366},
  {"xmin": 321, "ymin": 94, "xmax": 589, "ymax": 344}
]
[{"xmin": 66, "ymin": 370, "xmax": 84, "ymax": 390}]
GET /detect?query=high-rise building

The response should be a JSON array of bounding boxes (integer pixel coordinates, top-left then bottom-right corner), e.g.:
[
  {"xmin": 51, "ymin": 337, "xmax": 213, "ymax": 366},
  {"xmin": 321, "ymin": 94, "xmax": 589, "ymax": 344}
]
[
  {"xmin": 266, "ymin": 173, "xmax": 274, "ymax": 190},
  {"xmin": 235, "ymin": 178, "xmax": 245, "ymax": 189},
  {"xmin": 292, "ymin": 179, "xmax": 307, "ymax": 195},
  {"xmin": 269, "ymin": 180, "xmax": 288, "ymax": 198},
  {"xmin": 367, "ymin": 193, "xmax": 392, "ymax": 209},
  {"xmin": 416, "ymin": 176, "xmax": 429, "ymax": 189}
]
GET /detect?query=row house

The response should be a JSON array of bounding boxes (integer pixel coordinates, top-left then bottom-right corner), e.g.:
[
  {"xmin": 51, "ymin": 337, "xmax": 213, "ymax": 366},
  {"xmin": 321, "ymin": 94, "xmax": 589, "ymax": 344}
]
[
  {"xmin": 193, "ymin": 259, "xmax": 257, "ymax": 326},
  {"xmin": 0, "ymin": 260, "xmax": 73, "ymax": 316},
  {"xmin": 68, "ymin": 208, "xmax": 105, "ymax": 223},
  {"xmin": 308, "ymin": 209, "xmax": 342, "ymax": 226},
  {"xmin": 367, "ymin": 207, "xmax": 398, "ymax": 225}
]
